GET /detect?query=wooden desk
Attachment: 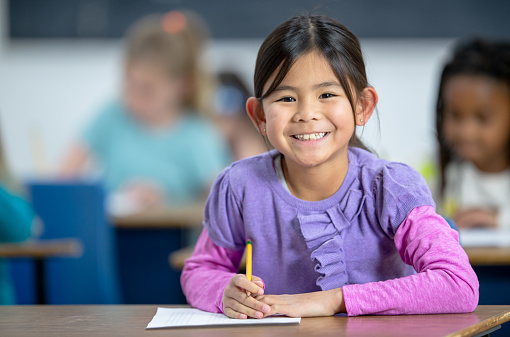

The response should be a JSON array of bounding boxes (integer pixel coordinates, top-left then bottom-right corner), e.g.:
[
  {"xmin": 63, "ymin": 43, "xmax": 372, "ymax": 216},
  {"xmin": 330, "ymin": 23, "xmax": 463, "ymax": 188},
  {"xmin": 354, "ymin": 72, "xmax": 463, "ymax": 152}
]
[
  {"xmin": 169, "ymin": 245, "xmax": 196, "ymax": 269},
  {"xmin": 112, "ymin": 203, "xmax": 204, "ymax": 229},
  {"xmin": 0, "ymin": 305, "xmax": 508, "ymax": 337},
  {"xmin": 0, "ymin": 239, "xmax": 82, "ymax": 304},
  {"xmin": 464, "ymin": 246, "xmax": 510, "ymax": 266},
  {"xmin": 169, "ymin": 245, "xmax": 248, "ymax": 271}
]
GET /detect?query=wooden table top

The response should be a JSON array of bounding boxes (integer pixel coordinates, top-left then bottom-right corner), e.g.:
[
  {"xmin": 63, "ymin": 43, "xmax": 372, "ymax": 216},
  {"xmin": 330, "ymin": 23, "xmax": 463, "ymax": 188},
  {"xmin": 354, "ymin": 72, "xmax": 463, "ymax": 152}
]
[
  {"xmin": 112, "ymin": 203, "xmax": 204, "ymax": 229},
  {"xmin": 0, "ymin": 305, "xmax": 508, "ymax": 337},
  {"xmin": 0, "ymin": 238, "xmax": 82, "ymax": 259},
  {"xmin": 463, "ymin": 246, "xmax": 510, "ymax": 265}
]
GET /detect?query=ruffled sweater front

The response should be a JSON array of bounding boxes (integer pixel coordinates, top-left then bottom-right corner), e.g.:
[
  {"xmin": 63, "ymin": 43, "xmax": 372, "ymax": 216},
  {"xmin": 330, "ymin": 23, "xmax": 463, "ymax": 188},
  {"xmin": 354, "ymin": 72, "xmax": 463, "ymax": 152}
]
[{"xmin": 181, "ymin": 148, "xmax": 479, "ymax": 315}]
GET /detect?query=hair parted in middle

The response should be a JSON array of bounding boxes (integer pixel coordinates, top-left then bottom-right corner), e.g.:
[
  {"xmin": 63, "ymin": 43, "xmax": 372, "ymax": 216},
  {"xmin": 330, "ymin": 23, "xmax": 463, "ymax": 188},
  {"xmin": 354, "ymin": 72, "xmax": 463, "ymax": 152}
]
[{"xmin": 252, "ymin": 14, "xmax": 374, "ymax": 151}]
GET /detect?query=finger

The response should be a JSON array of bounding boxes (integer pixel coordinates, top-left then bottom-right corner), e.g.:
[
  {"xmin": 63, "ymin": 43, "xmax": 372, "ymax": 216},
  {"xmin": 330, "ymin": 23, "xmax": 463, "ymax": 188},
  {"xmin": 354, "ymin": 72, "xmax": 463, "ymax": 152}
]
[
  {"xmin": 224, "ymin": 297, "xmax": 265, "ymax": 319},
  {"xmin": 230, "ymin": 300, "xmax": 265, "ymax": 319},
  {"xmin": 234, "ymin": 275, "xmax": 263, "ymax": 295},
  {"xmin": 223, "ymin": 307, "xmax": 248, "ymax": 319},
  {"xmin": 230, "ymin": 291, "xmax": 271, "ymax": 314},
  {"xmin": 251, "ymin": 275, "xmax": 265, "ymax": 291}
]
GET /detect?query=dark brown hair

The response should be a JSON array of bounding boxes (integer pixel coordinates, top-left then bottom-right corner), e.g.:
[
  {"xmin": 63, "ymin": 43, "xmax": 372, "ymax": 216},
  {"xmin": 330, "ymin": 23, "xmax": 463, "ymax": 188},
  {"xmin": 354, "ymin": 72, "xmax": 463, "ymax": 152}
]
[
  {"xmin": 436, "ymin": 38, "xmax": 510, "ymax": 196},
  {"xmin": 253, "ymin": 14, "xmax": 373, "ymax": 150}
]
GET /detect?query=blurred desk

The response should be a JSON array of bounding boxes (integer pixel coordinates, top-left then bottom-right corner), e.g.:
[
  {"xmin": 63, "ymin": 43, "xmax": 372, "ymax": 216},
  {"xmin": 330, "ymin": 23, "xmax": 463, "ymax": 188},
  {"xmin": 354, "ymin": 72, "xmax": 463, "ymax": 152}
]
[
  {"xmin": 0, "ymin": 239, "xmax": 82, "ymax": 304},
  {"xmin": 112, "ymin": 204, "xmax": 204, "ymax": 229},
  {"xmin": 0, "ymin": 305, "xmax": 509, "ymax": 337},
  {"xmin": 464, "ymin": 246, "xmax": 510, "ymax": 266},
  {"xmin": 169, "ymin": 245, "xmax": 246, "ymax": 270},
  {"xmin": 170, "ymin": 245, "xmax": 510, "ymax": 270},
  {"xmin": 112, "ymin": 203, "xmax": 204, "ymax": 304},
  {"xmin": 169, "ymin": 245, "xmax": 195, "ymax": 270}
]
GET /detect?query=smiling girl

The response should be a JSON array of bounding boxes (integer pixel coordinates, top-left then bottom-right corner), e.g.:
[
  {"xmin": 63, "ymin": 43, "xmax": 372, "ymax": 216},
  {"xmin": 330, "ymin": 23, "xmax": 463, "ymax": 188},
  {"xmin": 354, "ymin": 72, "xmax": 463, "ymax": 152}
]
[{"xmin": 181, "ymin": 15, "xmax": 478, "ymax": 318}]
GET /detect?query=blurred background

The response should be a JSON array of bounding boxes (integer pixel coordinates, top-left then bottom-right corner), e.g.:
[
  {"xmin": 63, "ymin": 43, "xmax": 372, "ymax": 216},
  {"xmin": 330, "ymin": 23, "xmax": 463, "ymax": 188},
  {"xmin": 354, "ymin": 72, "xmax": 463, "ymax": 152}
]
[
  {"xmin": 1, "ymin": 0, "xmax": 508, "ymax": 175},
  {"xmin": 0, "ymin": 1, "xmax": 509, "ymax": 328}
]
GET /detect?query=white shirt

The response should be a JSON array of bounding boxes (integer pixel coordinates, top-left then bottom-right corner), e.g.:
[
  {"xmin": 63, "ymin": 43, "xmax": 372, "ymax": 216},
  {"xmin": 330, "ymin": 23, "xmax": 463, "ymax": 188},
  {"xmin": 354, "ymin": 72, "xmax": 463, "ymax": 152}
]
[{"xmin": 443, "ymin": 160, "xmax": 510, "ymax": 229}]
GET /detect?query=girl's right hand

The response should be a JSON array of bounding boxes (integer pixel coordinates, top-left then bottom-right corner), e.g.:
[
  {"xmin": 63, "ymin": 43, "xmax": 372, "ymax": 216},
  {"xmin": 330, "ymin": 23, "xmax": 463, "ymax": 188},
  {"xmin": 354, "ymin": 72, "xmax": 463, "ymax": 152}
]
[{"xmin": 222, "ymin": 274, "xmax": 271, "ymax": 319}]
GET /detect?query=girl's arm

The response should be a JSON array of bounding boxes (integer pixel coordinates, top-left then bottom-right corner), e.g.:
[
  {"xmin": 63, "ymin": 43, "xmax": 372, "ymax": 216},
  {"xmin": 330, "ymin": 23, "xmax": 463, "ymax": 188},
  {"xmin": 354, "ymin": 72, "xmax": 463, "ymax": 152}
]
[
  {"xmin": 257, "ymin": 205, "xmax": 478, "ymax": 317},
  {"xmin": 342, "ymin": 205, "xmax": 479, "ymax": 316},
  {"xmin": 180, "ymin": 227, "xmax": 244, "ymax": 313}
]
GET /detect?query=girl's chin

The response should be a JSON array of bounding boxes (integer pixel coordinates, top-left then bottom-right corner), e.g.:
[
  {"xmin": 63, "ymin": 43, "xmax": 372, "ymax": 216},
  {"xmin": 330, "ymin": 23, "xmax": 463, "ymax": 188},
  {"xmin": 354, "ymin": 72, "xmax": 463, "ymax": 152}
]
[
  {"xmin": 456, "ymin": 152, "xmax": 482, "ymax": 163},
  {"xmin": 287, "ymin": 154, "xmax": 334, "ymax": 169}
]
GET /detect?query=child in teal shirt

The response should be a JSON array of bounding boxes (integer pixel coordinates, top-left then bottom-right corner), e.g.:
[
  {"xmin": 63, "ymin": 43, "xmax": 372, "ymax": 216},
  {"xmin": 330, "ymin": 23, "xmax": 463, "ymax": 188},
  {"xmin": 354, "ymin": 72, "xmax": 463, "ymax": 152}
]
[
  {"xmin": 59, "ymin": 11, "xmax": 230, "ymax": 210},
  {"xmin": 0, "ymin": 184, "xmax": 34, "ymax": 304},
  {"xmin": 81, "ymin": 100, "xmax": 230, "ymax": 206}
]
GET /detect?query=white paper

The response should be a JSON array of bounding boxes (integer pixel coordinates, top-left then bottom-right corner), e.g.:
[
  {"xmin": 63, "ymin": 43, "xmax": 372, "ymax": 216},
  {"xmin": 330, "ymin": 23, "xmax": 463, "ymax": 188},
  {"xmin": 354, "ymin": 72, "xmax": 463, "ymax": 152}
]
[
  {"xmin": 146, "ymin": 307, "xmax": 301, "ymax": 329},
  {"xmin": 460, "ymin": 229, "xmax": 510, "ymax": 247}
]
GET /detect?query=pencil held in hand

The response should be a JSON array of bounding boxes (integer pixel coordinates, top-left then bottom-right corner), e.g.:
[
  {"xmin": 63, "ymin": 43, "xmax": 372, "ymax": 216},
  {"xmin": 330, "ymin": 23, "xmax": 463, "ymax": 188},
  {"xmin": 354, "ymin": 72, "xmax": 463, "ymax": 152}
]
[{"xmin": 246, "ymin": 240, "xmax": 252, "ymax": 281}]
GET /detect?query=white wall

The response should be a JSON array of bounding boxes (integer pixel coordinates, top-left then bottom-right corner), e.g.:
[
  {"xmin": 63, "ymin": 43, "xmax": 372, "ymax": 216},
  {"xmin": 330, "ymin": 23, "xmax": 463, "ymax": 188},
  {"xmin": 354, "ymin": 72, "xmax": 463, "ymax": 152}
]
[{"xmin": 0, "ymin": 1, "xmax": 455, "ymax": 179}]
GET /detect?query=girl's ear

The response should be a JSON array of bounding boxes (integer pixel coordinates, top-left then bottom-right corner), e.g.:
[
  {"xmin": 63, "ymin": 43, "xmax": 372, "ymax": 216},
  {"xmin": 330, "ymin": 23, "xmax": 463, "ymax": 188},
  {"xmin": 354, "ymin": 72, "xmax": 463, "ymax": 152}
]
[
  {"xmin": 246, "ymin": 97, "xmax": 267, "ymax": 135},
  {"xmin": 355, "ymin": 87, "xmax": 378, "ymax": 126}
]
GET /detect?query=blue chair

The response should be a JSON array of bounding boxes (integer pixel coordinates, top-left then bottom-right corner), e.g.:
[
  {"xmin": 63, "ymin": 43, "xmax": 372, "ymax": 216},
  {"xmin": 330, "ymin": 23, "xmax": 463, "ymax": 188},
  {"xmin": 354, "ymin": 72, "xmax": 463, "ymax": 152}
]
[{"xmin": 27, "ymin": 181, "xmax": 122, "ymax": 304}]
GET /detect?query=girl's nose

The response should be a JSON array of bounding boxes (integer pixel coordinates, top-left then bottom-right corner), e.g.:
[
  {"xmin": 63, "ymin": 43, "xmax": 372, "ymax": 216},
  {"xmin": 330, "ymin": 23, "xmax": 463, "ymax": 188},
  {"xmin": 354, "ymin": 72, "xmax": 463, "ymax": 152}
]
[
  {"xmin": 293, "ymin": 100, "xmax": 320, "ymax": 122},
  {"xmin": 458, "ymin": 119, "xmax": 479, "ymax": 140}
]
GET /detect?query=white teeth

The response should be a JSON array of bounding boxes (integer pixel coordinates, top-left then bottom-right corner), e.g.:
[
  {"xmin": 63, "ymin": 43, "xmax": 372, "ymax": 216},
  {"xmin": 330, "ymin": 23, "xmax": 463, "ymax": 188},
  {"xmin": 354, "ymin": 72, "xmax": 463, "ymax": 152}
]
[{"xmin": 294, "ymin": 132, "xmax": 326, "ymax": 141}]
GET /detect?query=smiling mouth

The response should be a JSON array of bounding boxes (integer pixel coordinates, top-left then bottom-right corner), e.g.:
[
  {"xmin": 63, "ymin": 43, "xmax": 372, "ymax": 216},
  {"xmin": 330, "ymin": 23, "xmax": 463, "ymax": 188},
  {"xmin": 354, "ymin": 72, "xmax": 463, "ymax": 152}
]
[{"xmin": 292, "ymin": 132, "xmax": 328, "ymax": 141}]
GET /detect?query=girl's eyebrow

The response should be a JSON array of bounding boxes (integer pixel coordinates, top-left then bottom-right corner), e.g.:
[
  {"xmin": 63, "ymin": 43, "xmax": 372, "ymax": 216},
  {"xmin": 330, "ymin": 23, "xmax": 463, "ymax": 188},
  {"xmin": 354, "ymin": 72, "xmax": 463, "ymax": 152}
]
[
  {"xmin": 313, "ymin": 81, "xmax": 342, "ymax": 89},
  {"xmin": 273, "ymin": 81, "xmax": 341, "ymax": 93}
]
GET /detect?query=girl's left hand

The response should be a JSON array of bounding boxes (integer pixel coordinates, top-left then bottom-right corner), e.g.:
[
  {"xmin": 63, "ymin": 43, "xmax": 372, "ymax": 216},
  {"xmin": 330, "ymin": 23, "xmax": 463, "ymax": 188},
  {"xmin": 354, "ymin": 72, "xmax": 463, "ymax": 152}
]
[{"xmin": 254, "ymin": 288, "xmax": 345, "ymax": 318}]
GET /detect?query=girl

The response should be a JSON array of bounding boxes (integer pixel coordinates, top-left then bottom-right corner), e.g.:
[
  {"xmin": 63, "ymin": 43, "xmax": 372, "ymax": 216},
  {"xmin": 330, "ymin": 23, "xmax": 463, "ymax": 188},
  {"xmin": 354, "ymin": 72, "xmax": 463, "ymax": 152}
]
[
  {"xmin": 182, "ymin": 15, "xmax": 478, "ymax": 318},
  {"xmin": 59, "ymin": 11, "xmax": 230, "ymax": 211},
  {"xmin": 436, "ymin": 39, "xmax": 510, "ymax": 229}
]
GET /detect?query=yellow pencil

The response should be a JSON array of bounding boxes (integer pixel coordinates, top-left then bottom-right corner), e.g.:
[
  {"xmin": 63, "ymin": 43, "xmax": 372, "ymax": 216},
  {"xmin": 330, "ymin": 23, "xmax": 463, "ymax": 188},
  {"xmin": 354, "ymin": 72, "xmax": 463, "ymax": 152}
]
[{"xmin": 246, "ymin": 239, "xmax": 252, "ymax": 281}]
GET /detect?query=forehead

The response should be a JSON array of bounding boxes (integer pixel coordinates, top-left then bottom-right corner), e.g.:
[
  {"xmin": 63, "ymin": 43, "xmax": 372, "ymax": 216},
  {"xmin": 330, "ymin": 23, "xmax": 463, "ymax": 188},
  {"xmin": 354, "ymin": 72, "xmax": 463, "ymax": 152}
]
[
  {"xmin": 443, "ymin": 74, "xmax": 510, "ymax": 104},
  {"xmin": 263, "ymin": 51, "xmax": 339, "ymax": 92}
]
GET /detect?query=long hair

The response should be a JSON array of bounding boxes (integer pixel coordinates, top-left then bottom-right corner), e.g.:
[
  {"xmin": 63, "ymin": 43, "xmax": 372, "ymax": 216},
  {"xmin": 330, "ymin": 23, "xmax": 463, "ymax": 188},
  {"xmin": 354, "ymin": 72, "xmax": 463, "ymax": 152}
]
[
  {"xmin": 436, "ymin": 38, "xmax": 510, "ymax": 196},
  {"xmin": 253, "ymin": 14, "xmax": 374, "ymax": 151}
]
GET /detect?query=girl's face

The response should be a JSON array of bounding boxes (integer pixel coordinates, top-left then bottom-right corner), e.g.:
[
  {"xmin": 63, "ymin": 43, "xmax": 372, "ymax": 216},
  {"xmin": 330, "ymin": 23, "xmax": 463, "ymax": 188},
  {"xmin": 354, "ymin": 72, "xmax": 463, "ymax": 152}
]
[
  {"xmin": 442, "ymin": 75, "xmax": 510, "ymax": 171},
  {"xmin": 123, "ymin": 61, "xmax": 185, "ymax": 124},
  {"xmin": 249, "ymin": 51, "xmax": 371, "ymax": 170}
]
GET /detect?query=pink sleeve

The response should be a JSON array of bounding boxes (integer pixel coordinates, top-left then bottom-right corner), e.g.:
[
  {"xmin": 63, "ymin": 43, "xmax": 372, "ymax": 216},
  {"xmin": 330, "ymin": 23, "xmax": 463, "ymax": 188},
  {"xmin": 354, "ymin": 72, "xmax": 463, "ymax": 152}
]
[
  {"xmin": 180, "ymin": 227, "xmax": 244, "ymax": 313},
  {"xmin": 343, "ymin": 205, "xmax": 479, "ymax": 316}
]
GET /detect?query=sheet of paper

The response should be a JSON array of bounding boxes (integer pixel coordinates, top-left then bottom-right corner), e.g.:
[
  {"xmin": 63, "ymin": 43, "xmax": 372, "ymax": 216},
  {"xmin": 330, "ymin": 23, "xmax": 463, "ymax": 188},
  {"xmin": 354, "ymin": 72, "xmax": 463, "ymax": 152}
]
[{"xmin": 146, "ymin": 307, "xmax": 301, "ymax": 329}]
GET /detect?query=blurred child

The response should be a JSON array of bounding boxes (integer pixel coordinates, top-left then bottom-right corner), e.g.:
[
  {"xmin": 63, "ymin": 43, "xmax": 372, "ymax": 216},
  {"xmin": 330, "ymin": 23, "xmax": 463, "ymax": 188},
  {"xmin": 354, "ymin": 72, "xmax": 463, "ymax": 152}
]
[
  {"xmin": 59, "ymin": 11, "xmax": 230, "ymax": 213},
  {"xmin": 213, "ymin": 72, "xmax": 266, "ymax": 160},
  {"xmin": 436, "ymin": 39, "xmax": 510, "ymax": 229},
  {"xmin": 0, "ymin": 135, "xmax": 34, "ymax": 304}
]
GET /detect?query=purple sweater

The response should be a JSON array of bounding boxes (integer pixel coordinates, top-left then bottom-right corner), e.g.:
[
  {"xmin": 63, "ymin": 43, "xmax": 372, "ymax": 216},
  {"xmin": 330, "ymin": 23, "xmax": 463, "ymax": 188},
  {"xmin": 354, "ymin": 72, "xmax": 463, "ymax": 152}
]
[{"xmin": 181, "ymin": 148, "xmax": 478, "ymax": 315}]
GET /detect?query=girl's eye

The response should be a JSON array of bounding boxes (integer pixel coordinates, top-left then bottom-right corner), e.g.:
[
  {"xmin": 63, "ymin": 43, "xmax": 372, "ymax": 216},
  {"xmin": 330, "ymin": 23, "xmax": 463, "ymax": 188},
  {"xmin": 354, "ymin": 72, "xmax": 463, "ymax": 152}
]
[
  {"xmin": 476, "ymin": 112, "xmax": 491, "ymax": 125},
  {"xmin": 277, "ymin": 97, "xmax": 296, "ymax": 103},
  {"xmin": 319, "ymin": 93, "xmax": 336, "ymax": 99}
]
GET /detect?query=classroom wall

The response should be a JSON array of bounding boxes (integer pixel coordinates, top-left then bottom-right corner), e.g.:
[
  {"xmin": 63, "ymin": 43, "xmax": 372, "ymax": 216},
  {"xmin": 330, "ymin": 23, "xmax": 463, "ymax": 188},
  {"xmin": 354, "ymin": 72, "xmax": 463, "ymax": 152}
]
[{"xmin": 0, "ymin": 1, "xmax": 453, "ymax": 179}]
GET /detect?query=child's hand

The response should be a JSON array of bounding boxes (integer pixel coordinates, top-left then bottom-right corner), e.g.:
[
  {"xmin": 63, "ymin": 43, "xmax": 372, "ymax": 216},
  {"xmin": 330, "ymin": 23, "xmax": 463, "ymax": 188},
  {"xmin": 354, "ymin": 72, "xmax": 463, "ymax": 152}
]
[
  {"xmin": 121, "ymin": 182, "xmax": 164, "ymax": 207},
  {"xmin": 454, "ymin": 208, "xmax": 498, "ymax": 229},
  {"xmin": 255, "ymin": 288, "xmax": 345, "ymax": 318},
  {"xmin": 108, "ymin": 181, "xmax": 165, "ymax": 216},
  {"xmin": 222, "ymin": 274, "xmax": 271, "ymax": 319}
]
